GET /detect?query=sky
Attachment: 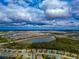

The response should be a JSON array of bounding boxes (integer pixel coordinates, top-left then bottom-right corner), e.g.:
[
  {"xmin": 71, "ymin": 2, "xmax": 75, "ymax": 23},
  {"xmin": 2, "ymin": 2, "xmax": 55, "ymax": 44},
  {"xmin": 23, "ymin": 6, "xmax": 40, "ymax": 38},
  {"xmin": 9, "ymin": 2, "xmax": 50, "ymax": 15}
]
[{"xmin": 0, "ymin": 0, "xmax": 79, "ymax": 30}]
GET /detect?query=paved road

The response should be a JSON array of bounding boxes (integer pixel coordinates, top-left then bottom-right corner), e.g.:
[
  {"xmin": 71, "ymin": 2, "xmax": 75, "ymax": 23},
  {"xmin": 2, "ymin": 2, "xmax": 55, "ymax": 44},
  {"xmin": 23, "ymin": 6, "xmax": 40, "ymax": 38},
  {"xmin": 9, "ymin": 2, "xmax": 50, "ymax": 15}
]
[
  {"xmin": 0, "ymin": 38, "xmax": 30, "ymax": 46},
  {"xmin": 0, "ymin": 36, "xmax": 53, "ymax": 46}
]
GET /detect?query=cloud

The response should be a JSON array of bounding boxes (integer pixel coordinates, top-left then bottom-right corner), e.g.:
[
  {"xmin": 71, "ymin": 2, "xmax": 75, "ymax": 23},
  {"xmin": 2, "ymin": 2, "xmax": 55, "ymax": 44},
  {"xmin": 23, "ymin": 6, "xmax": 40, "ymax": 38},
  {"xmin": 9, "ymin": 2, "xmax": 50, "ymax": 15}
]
[
  {"xmin": 45, "ymin": 8, "xmax": 70, "ymax": 18},
  {"xmin": 40, "ymin": 0, "xmax": 70, "ymax": 18},
  {"xmin": 0, "ymin": 7, "xmax": 12, "ymax": 22},
  {"xmin": 53, "ymin": 20, "xmax": 79, "ymax": 26},
  {"xmin": 71, "ymin": 0, "xmax": 79, "ymax": 19},
  {"xmin": 0, "ymin": 3, "xmax": 45, "ymax": 24},
  {"xmin": 0, "ymin": 0, "xmax": 78, "ymax": 28}
]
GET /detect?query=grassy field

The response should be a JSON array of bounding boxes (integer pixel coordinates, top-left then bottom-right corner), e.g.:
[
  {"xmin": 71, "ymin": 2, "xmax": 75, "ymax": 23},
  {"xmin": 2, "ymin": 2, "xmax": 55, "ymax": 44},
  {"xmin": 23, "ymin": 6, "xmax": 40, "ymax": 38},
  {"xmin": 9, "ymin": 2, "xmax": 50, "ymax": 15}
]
[
  {"xmin": 0, "ymin": 37, "xmax": 9, "ymax": 43},
  {"xmin": 0, "ymin": 31, "xmax": 79, "ymax": 54},
  {"xmin": 2, "ymin": 36, "xmax": 79, "ymax": 54},
  {"xmin": 29, "ymin": 36, "xmax": 79, "ymax": 54}
]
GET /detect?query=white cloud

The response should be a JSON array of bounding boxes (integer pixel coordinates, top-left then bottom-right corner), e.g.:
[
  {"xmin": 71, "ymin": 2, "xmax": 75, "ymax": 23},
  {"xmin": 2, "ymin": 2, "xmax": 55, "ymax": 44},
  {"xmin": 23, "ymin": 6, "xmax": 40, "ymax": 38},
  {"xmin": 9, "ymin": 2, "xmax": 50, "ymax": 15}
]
[
  {"xmin": 50, "ymin": 19, "xmax": 79, "ymax": 26},
  {"xmin": 0, "ymin": 0, "xmax": 78, "ymax": 27},
  {"xmin": 40, "ymin": 0, "xmax": 70, "ymax": 18},
  {"xmin": 45, "ymin": 8, "xmax": 69, "ymax": 18},
  {"xmin": 7, "ymin": 6, "xmax": 31, "ymax": 21},
  {"xmin": 7, "ymin": 6, "xmax": 45, "ymax": 22},
  {"xmin": 40, "ymin": 0, "xmax": 68, "ymax": 8},
  {"xmin": 71, "ymin": 0, "xmax": 79, "ymax": 17},
  {"xmin": 0, "ymin": 3, "xmax": 45, "ymax": 23},
  {"xmin": 0, "ymin": 9, "xmax": 12, "ymax": 22}
]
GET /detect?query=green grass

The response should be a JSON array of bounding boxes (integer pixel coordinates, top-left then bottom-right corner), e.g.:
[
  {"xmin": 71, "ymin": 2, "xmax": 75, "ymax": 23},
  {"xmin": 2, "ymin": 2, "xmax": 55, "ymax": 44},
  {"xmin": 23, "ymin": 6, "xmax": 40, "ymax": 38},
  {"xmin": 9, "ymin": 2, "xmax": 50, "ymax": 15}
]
[
  {"xmin": 2, "ymin": 42, "xmax": 31, "ymax": 49},
  {"xmin": 29, "ymin": 37, "xmax": 79, "ymax": 54},
  {"xmin": 2, "ymin": 36, "xmax": 79, "ymax": 54},
  {"xmin": 0, "ymin": 37, "xmax": 9, "ymax": 43}
]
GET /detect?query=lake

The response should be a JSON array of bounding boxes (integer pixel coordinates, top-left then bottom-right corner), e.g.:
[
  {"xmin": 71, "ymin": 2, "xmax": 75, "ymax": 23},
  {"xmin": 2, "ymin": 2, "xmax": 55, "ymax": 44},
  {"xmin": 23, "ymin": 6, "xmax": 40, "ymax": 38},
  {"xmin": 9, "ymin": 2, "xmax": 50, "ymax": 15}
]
[{"xmin": 32, "ymin": 37, "xmax": 52, "ymax": 42}]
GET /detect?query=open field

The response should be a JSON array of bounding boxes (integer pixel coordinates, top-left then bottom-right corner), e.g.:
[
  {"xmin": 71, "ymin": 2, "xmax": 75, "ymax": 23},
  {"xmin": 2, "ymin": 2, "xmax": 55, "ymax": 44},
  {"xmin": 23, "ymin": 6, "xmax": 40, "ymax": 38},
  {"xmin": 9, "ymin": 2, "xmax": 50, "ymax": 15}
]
[{"xmin": 0, "ymin": 31, "xmax": 79, "ymax": 59}]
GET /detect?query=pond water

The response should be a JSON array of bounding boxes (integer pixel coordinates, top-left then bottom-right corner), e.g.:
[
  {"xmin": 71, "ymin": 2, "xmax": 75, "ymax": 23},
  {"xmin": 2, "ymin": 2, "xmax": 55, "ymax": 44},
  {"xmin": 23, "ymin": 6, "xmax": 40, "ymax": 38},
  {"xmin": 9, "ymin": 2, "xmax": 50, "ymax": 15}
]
[{"xmin": 32, "ymin": 37, "xmax": 52, "ymax": 42}]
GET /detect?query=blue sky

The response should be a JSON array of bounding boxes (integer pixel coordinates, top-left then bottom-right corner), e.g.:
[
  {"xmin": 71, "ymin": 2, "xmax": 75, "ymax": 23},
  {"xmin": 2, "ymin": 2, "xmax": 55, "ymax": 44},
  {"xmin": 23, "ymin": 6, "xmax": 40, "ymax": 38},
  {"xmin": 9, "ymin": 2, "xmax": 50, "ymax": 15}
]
[{"xmin": 0, "ymin": 0, "xmax": 79, "ymax": 30}]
